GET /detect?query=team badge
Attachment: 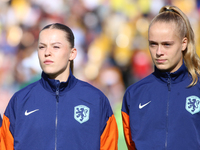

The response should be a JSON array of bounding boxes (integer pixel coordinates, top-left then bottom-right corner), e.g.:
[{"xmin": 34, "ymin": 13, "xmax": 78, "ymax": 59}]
[
  {"xmin": 74, "ymin": 105, "xmax": 90, "ymax": 124},
  {"xmin": 185, "ymin": 96, "xmax": 200, "ymax": 115}
]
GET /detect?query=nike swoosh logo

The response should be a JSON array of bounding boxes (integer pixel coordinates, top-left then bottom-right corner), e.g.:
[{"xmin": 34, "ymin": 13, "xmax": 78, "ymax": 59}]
[
  {"xmin": 139, "ymin": 101, "xmax": 151, "ymax": 109},
  {"xmin": 25, "ymin": 109, "xmax": 39, "ymax": 116}
]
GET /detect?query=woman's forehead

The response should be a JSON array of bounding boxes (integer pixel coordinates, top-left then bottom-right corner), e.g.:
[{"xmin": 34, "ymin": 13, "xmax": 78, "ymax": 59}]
[
  {"xmin": 149, "ymin": 21, "xmax": 181, "ymax": 41},
  {"xmin": 38, "ymin": 29, "xmax": 69, "ymax": 45},
  {"xmin": 150, "ymin": 21, "xmax": 176, "ymax": 30},
  {"xmin": 39, "ymin": 29, "xmax": 66, "ymax": 39},
  {"xmin": 40, "ymin": 28, "xmax": 66, "ymax": 36}
]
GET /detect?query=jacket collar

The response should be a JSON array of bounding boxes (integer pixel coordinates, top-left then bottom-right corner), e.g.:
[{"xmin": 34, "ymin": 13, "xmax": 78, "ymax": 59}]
[
  {"xmin": 40, "ymin": 70, "xmax": 77, "ymax": 93},
  {"xmin": 153, "ymin": 63, "xmax": 189, "ymax": 84}
]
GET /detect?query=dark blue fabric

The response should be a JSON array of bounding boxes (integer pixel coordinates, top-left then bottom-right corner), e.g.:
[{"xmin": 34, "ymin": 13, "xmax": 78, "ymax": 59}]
[
  {"xmin": 5, "ymin": 70, "xmax": 113, "ymax": 150},
  {"xmin": 122, "ymin": 63, "xmax": 200, "ymax": 150}
]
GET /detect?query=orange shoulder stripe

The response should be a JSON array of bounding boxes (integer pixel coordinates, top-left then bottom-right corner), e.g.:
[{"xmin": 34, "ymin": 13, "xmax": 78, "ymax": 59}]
[
  {"xmin": 121, "ymin": 111, "xmax": 136, "ymax": 150},
  {"xmin": 100, "ymin": 114, "xmax": 118, "ymax": 150},
  {"xmin": 1, "ymin": 115, "xmax": 14, "ymax": 150}
]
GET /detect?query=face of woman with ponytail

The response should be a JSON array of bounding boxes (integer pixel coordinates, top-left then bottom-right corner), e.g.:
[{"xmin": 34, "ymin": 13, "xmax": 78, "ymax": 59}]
[
  {"xmin": 148, "ymin": 7, "xmax": 188, "ymax": 73},
  {"xmin": 148, "ymin": 21, "xmax": 187, "ymax": 73},
  {"xmin": 38, "ymin": 23, "xmax": 77, "ymax": 82}
]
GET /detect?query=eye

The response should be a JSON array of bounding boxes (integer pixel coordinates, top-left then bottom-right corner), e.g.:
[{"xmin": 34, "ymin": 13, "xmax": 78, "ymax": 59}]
[
  {"xmin": 38, "ymin": 46, "xmax": 45, "ymax": 49},
  {"xmin": 149, "ymin": 42, "xmax": 157, "ymax": 47},
  {"xmin": 53, "ymin": 46, "xmax": 60, "ymax": 49},
  {"xmin": 163, "ymin": 43, "xmax": 171, "ymax": 47}
]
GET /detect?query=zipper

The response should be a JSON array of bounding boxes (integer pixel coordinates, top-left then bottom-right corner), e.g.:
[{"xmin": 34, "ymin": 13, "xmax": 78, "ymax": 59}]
[
  {"xmin": 55, "ymin": 81, "xmax": 60, "ymax": 150},
  {"xmin": 165, "ymin": 75, "xmax": 171, "ymax": 149},
  {"xmin": 167, "ymin": 75, "xmax": 171, "ymax": 91}
]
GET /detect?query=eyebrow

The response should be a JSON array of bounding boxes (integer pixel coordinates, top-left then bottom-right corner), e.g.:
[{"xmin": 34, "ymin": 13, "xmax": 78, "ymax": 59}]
[
  {"xmin": 148, "ymin": 40, "xmax": 157, "ymax": 44},
  {"xmin": 38, "ymin": 42, "xmax": 62, "ymax": 45},
  {"xmin": 148, "ymin": 40, "xmax": 174, "ymax": 43}
]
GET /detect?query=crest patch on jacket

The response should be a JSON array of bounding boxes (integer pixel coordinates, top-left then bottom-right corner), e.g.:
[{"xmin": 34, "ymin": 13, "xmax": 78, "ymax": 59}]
[
  {"xmin": 185, "ymin": 95, "xmax": 200, "ymax": 115},
  {"xmin": 74, "ymin": 105, "xmax": 90, "ymax": 123}
]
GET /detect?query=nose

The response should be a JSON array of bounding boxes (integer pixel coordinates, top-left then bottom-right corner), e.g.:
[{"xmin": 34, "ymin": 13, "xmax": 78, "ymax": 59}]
[
  {"xmin": 156, "ymin": 45, "xmax": 163, "ymax": 57},
  {"xmin": 45, "ymin": 47, "xmax": 51, "ymax": 57}
]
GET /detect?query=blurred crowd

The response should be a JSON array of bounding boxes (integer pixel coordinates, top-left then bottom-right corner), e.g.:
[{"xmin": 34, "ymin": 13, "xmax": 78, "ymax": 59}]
[{"xmin": 0, "ymin": 0, "xmax": 200, "ymax": 148}]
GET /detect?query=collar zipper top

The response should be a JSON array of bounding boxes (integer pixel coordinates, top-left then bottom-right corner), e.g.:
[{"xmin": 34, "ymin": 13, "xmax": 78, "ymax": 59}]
[{"xmin": 55, "ymin": 81, "xmax": 60, "ymax": 150}]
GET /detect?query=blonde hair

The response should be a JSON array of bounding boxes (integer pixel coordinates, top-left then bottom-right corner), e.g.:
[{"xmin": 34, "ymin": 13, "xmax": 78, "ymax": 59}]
[{"xmin": 149, "ymin": 5, "xmax": 200, "ymax": 87}]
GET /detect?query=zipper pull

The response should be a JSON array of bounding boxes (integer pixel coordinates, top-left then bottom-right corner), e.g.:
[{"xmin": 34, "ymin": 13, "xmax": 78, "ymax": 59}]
[
  {"xmin": 167, "ymin": 75, "xmax": 171, "ymax": 91},
  {"xmin": 56, "ymin": 81, "xmax": 60, "ymax": 102},
  {"xmin": 56, "ymin": 90, "xmax": 59, "ymax": 102}
]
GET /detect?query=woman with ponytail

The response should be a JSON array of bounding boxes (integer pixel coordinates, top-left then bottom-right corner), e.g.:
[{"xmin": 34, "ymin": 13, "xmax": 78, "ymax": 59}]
[
  {"xmin": 1, "ymin": 23, "xmax": 118, "ymax": 150},
  {"xmin": 122, "ymin": 5, "xmax": 200, "ymax": 150}
]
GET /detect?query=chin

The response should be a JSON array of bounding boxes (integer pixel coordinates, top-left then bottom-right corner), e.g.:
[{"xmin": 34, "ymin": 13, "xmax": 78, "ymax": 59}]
[
  {"xmin": 155, "ymin": 65, "xmax": 169, "ymax": 72},
  {"xmin": 41, "ymin": 66, "xmax": 54, "ymax": 73},
  {"xmin": 43, "ymin": 69, "xmax": 56, "ymax": 75}
]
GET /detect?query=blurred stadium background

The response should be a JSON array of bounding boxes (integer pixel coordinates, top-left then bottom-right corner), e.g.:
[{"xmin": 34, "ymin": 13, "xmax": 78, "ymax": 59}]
[{"xmin": 0, "ymin": 0, "xmax": 200, "ymax": 149}]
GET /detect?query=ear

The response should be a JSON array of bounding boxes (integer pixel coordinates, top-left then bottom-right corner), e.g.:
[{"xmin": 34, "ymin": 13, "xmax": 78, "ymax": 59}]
[
  {"xmin": 181, "ymin": 37, "xmax": 188, "ymax": 51},
  {"xmin": 69, "ymin": 48, "xmax": 77, "ymax": 61}
]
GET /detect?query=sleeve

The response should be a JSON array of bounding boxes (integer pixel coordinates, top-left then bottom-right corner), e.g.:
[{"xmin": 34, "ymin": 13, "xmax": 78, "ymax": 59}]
[
  {"xmin": 121, "ymin": 91, "xmax": 136, "ymax": 150},
  {"xmin": 1, "ymin": 95, "xmax": 17, "ymax": 150},
  {"xmin": 100, "ymin": 96, "xmax": 118, "ymax": 150}
]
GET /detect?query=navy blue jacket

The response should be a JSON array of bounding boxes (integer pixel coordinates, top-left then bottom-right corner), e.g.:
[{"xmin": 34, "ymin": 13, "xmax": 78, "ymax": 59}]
[
  {"xmin": 122, "ymin": 63, "xmax": 200, "ymax": 150},
  {"xmin": 1, "ymin": 71, "xmax": 118, "ymax": 150}
]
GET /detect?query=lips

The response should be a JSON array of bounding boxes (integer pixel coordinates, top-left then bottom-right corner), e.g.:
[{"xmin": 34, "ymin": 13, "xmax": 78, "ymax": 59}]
[
  {"xmin": 156, "ymin": 59, "xmax": 166, "ymax": 63},
  {"xmin": 44, "ymin": 60, "xmax": 54, "ymax": 64}
]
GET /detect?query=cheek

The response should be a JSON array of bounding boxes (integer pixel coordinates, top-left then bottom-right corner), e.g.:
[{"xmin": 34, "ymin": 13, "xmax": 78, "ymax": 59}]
[
  {"xmin": 171, "ymin": 48, "xmax": 182, "ymax": 58},
  {"xmin": 61, "ymin": 51, "xmax": 71, "ymax": 59},
  {"xmin": 149, "ymin": 49, "xmax": 155, "ymax": 57},
  {"xmin": 38, "ymin": 52, "xmax": 43, "ymax": 61},
  {"xmin": 57, "ymin": 52, "xmax": 70, "ymax": 63}
]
